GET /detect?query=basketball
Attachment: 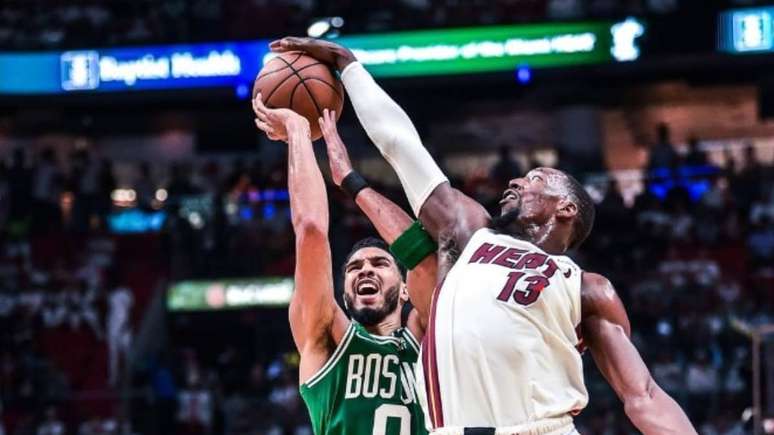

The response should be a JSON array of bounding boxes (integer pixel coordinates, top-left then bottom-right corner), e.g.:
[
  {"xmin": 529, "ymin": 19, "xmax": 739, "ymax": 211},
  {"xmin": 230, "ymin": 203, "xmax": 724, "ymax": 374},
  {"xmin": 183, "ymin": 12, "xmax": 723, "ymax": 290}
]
[{"xmin": 253, "ymin": 51, "xmax": 345, "ymax": 140}]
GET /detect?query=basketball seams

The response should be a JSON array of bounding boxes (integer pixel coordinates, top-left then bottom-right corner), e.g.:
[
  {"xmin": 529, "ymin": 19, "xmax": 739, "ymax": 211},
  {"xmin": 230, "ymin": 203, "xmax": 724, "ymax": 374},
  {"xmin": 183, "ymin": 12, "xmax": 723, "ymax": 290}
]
[
  {"xmin": 256, "ymin": 52, "xmax": 303, "ymax": 79},
  {"xmin": 258, "ymin": 62, "xmax": 327, "ymax": 105},
  {"xmin": 257, "ymin": 56, "xmax": 322, "ymax": 82},
  {"xmin": 275, "ymin": 55, "xmax": 341, "ymax": 118},
  {"xmin": 300, "ymin": 80, "xmax": 324, "ymax": 118},
  {"xmin": 300, "ymin": 77, "xmax": 344, "ymax": 99},
  {"xmin": 298, "ymin": 78, "xmax": 343, "ymax": 120},
  {"xmin": 274, "ymin": 55, "xmax": 323, "ymax": 117},
  {"xmin": 288, "ymin": 80, "xmax": 306, "ymax": 111}
]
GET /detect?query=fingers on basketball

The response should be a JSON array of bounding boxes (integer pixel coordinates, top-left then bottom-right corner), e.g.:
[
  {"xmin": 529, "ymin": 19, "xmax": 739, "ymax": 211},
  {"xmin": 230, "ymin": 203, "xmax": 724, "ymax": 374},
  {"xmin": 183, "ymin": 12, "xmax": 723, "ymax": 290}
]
[{"xmin": 253, "ymin": 52, "xmax": 344, "ymax": 141}]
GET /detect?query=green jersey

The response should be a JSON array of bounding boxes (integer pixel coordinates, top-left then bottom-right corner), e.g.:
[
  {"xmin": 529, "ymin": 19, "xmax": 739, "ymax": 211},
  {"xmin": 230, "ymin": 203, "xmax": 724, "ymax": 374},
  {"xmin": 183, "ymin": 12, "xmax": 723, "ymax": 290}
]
[{"xmin": 300, "ymin": 322, "xmax": 428, "ymax": 435}]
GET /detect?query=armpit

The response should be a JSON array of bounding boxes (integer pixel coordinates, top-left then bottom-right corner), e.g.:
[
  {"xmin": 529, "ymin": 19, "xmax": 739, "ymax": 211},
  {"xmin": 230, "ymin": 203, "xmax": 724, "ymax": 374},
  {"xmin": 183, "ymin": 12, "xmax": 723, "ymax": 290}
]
[{"xmin": 437, "ymin": 229, "xmax": 461, "ymax": 280}]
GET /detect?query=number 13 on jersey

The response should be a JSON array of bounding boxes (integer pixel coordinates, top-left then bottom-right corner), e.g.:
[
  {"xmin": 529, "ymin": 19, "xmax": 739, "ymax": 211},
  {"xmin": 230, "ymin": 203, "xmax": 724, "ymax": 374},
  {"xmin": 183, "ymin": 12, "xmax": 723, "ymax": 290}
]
[{"xmin": 496, "ymin": 271, "xmax": 549, "ymax": 306}]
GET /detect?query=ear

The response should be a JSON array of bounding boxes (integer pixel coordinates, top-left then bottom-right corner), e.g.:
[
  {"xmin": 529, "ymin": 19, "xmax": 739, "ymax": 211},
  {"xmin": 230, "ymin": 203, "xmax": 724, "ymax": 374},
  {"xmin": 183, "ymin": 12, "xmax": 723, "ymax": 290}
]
[
  {"xmin": 556, "ymin": 198, "xmax": 578, "ymax": 221},
  {"xmin": 399, "ymin": 282, "xmax": 409, "ymax": 303}
]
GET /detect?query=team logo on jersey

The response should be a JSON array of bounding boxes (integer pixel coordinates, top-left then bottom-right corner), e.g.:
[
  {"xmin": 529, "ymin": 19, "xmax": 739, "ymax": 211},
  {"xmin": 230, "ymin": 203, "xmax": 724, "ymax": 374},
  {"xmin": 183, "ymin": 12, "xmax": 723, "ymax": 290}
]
[
  {"xmin": 468, "ymin": 242, "xmax": 561, "ymax": 306},
  {"xmin": 344, "ymin": 354, "xmax": 418, "ymax": 405}
]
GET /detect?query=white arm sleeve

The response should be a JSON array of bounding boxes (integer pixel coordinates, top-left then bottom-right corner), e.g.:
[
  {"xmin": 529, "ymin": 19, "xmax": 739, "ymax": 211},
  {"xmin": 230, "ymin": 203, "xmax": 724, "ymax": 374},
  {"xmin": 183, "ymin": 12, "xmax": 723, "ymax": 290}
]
[{"xmin": 341, "ymin": 62, "xmax": 448, "ymax": 217}]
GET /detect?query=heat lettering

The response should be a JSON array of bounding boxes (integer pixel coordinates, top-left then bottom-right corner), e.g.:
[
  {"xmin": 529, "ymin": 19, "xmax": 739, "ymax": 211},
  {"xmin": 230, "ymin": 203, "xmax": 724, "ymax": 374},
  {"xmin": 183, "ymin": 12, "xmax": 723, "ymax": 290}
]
[
  {"xmin": 492, "ymin": 248, "xmax": 526, "ymax": 268},
  {"xmin": 469, "ymin": 243, "xmax": 506, "ymax": 264}
]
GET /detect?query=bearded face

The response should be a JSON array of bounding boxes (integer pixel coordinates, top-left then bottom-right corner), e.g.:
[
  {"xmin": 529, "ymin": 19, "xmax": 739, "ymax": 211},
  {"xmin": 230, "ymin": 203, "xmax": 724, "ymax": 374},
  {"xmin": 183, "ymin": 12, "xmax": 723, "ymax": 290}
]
[{"xmin": 342, "ymin": 247, "xmax": 406, "ymax": 326}]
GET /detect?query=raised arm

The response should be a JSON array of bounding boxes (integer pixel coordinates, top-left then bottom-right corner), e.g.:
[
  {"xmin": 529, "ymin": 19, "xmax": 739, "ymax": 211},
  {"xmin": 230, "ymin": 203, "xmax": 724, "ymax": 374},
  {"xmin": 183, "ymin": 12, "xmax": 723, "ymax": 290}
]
[
  {"xmin": 270, "ymin": 37, "xmax": 490, "ymax": 254},
  {"xmin": 318, "ymin": 109, "xmax": 436, "ymax": 329},
  {"xmin": 252, "ymin": 95, "xmax": 348, "ymax": 383},
  {"xmin": 581, "ymin": 272, "xmax": 697, "ymax": 434}
]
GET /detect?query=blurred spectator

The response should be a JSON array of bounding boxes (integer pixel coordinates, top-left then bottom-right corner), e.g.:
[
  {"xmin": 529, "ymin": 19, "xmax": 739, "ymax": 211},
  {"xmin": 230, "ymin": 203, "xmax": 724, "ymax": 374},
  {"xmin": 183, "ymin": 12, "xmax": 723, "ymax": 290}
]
[
  {"xmin": 7, "ymin": 147, "xmax": 33, "ymax": 223},
  {"xmin": 686, "ymin": 351, "xmax": 719, "ymax": 397},
  {"xmin": 107, "ymin": 285, "xmax": 133, "ymax": 386},
  {"xmin": 684, "ymin": 137, "xmax": 708, "ymax": 167},
  {"xmin": 747, "ymin": 216, "xmax": 774, "ymax": 268},
  {"xmin": 73, "ymin": 148, "xmax": 101, "ymax": 231},
  {"xmin": 547, "ymin": 0, "xmax": 584, "ymax": 20},
  {"xmin": 177, "ymin": 350, "xmax": 214, "ymax": 435},
  {"xmin": 648, "ymin": 123, "xmax": 679, "ymax": 171},
  {"xmin": 650, "ymin": 351, "xmax": 684, "ymax": 395},
  {"xmin": 177, "ymin": 371, "xmax": 214, "ymax": 435},
  {"xmin": 701, "ymin": 174, "xmax": 727, "ymax": 212},
  {"xmin": 32, "ymin": 148, "xmax": 63, "ymax": 232},
  {"xmin": 150, "ymin": 354, "xmax": 178, "ymax": 435},
  {"xmin": 731, "ymin": 145, "xmax": 763, "ymax": 212},
  {"xmin": 97, "ymin": 158, "xmax": 116, "ymax": 222},
  {"xmin": 699, "ymin": 413, "xmax": 746, "ymax": 435},
  {"xmin": 167, "ymin": 164, "xmax": 199, "ymax": 200},
  {"xmin": 749, "ymin": 189, "xmax": 774, "ymax": 225},
  {"xmin": 134, "ymin": 162, "xmax": 156, "ymax": 211}
]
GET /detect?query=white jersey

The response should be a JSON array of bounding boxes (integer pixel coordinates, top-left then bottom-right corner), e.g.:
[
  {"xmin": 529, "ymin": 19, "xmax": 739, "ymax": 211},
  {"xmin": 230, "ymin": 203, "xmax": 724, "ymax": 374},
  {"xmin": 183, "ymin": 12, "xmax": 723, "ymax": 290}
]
[{"xmin": 417, "ymin": 228, "xmax": 588, "ymax": 429}]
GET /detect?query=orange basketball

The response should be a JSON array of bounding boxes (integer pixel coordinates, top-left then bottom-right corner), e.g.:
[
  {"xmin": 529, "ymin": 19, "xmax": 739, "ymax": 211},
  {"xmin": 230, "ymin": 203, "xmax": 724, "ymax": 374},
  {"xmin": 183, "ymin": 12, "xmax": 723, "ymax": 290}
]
[{"xmin": 253, "ymin": 51, "xmax": 345, "ymax": 140}]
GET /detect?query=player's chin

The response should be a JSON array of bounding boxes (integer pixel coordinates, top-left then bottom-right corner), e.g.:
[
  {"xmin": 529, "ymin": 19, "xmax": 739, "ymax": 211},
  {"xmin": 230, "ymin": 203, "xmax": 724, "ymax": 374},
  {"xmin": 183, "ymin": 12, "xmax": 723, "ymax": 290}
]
[
  {"xmin": 355, "ymin": 293, "xmax": 382, "ymax": 307},
  {"xmin": 500, "ymin": 203, "xmax": 518, "ymax": 216}
]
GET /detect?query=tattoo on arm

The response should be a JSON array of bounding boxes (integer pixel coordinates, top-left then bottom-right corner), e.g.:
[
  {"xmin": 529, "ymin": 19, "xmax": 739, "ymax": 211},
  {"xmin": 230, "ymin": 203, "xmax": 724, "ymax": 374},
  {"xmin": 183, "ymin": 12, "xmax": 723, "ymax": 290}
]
[{"xmin": 438, "ymin": 229, "xmax": 462, "ymax": 278}]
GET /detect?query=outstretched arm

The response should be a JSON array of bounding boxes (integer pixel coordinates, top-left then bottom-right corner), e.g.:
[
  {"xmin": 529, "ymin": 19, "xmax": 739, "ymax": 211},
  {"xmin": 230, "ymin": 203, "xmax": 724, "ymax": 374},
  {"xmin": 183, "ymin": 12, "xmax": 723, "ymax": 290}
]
[
  {"xmin": 319, "ymin": 109, "xmax": 436, "ymax": 331},
  {"xmin": 271, "ymin": 37, "xmax": 490, "ymax": 255},
  {"xmin": 581, "ymin": 273, "xmax": 697, "ymax": 435},
  {"xmin": 253, "ymin": 95, "xmax": 348, "ymax": 384}
]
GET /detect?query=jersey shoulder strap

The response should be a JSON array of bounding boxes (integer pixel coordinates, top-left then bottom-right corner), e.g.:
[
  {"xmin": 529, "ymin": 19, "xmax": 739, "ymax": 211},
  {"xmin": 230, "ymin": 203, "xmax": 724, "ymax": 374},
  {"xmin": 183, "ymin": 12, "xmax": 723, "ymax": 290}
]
[
  {"xmin": 401, "ymin": 327, "xmax": 421, "ymax": 355},
  {"xmin": 302, "ymin": 321, "xmax": 356, "ymax": 389}
]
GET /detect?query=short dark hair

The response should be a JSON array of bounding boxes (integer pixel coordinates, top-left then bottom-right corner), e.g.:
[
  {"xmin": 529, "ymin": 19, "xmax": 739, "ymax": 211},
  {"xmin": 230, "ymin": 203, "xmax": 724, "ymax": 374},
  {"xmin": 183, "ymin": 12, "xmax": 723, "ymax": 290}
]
[
  {"xmin": 342, "ymin": 237, "xmax": 406, "ymax": 279},
  {"xmin": 562, "ymin": 173, "xmax": 595, "ymax": 249}
]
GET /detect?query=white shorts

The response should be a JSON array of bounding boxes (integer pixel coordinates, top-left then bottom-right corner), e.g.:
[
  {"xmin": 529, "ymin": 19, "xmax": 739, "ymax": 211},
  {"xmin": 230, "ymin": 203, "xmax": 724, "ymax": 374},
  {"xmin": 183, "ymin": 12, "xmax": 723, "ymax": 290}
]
[{"xmin": 431, "ymin": 416, "xmax": 578, "ymax": 435}]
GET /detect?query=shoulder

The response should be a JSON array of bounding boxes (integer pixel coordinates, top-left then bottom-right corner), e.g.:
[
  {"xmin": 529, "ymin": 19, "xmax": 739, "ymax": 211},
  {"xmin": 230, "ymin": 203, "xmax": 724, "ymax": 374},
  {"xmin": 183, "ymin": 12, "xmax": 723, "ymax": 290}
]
[
  {"xmin": 580, "ymin": 271, "xmax": 631, "ymax": 336},
  {"xmin": 581, "ymin": 272, "xmax": 615, "ymax": 302},
  {"xmin": 580, "ymin": 271, "xmax": 619, "ymax": 318}
]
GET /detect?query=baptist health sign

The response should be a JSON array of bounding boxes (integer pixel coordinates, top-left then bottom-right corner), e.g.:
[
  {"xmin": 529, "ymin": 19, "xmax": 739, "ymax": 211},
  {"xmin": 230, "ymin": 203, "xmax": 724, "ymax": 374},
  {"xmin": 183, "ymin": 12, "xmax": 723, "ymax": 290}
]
[{"xmin": 61, "ymin": 46, "xmax": 245, "ymax": 91}]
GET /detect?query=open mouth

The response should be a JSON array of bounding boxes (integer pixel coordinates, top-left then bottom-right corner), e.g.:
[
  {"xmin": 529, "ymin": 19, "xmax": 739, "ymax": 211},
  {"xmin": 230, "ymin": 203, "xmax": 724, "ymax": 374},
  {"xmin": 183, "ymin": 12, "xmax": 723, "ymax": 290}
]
[
  {"xmin": 355, "ymin": 279, "xmax": 379, "ymax": 296},
  {"xmin": 499, "ymin": 189, "xmax": 519, "ymax": 205}
]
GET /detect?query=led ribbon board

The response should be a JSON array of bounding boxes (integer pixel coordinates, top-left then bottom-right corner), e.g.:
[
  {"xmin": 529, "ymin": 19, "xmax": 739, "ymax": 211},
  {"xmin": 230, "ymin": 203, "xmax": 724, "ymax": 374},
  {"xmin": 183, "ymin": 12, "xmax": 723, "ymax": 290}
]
[
  {"xmin": 167, "ymin": 277, "xmax": 294, "ymax": 311},
  {"xmin": 59, "ymin": 41, "xmax": 266, "ymax": 92},
  {"xmin": 0, "ymin": 19, "xmax": 644, "ymax": 95},
  {"xmin": 329, "ymin": 18, "xmax": 645, "ymax": 77},
  {"xmin": 0, "ymin": 42, "xmax": 267, "ymax": 94},
  {"xmin": 719, "ymin": 6, "xmax": 774, "ymax": 53}
]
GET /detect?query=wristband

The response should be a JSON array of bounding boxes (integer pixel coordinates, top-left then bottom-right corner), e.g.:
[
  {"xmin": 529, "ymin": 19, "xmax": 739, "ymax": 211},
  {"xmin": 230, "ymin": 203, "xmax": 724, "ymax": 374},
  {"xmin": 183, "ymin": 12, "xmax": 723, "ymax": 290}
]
[
  {"xmin": 341, "ymin": 171, "xmax": 369, "ymax": 198},
  {"xmin": 390, "ymin": 221, "xmax": 437, "ymax": 270}
]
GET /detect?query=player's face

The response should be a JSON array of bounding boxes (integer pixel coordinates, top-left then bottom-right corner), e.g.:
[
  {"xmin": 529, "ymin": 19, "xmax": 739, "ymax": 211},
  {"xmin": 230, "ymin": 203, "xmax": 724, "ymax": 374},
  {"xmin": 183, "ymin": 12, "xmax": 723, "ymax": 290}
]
[
  {"xmin": 499, "ymin": 168, "xmax": 564, "ymax": 223},
  {"xmin": 342, "ymin": 247, "xmax": 405, "ymax": 326}
]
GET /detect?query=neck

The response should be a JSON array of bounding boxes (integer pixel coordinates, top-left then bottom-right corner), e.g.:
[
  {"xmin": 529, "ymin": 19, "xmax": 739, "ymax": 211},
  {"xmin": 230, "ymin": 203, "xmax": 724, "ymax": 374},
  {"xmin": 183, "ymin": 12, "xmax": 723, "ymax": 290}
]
[
  {"xmin": 502, "ymin": 220, "xmax": 570, "ymax": 255},
  {"xmin": 363, "ymin": 311, "xmax": 402, "ymax": 336}
]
